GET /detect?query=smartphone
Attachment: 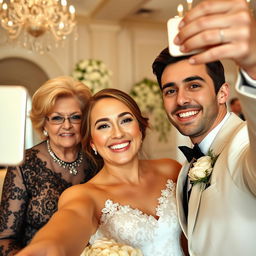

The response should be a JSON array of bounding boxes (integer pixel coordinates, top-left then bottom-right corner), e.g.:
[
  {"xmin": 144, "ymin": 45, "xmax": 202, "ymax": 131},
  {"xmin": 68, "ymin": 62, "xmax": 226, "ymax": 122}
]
[
  {"xmin": 0, "ymin": 86, "xmax": 27, "ymax": 165},
  {"xmin": 167, "ymin": 16, "xmax": 201, "ymax": 56}
]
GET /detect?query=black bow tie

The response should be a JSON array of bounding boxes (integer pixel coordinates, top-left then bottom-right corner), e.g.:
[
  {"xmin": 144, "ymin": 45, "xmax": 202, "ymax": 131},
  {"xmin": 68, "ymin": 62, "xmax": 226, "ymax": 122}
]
[{"xmin": 179, "ymin": 143, "xmax": 205, "ymax": 162}]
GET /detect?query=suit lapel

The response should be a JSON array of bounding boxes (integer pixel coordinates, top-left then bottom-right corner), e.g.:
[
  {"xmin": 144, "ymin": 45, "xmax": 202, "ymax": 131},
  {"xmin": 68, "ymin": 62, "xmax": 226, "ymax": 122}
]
[
  {"xmin": 187, "ymin": 183, "xmax": 205, "ymax": 240},
  {"xmin": 186, "ymin": 113, "xmax": 244, "ymax": 239},
  {"xmin": 176, "ymin": 162, "xmax": 190, "ymax": 236}
]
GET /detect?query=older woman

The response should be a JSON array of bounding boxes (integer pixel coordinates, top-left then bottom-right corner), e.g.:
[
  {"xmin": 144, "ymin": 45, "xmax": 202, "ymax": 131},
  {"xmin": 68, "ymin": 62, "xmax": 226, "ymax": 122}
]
[
  {"xmin": 16, "ymin": 89, "xmax": 184, "ymax": 256},
  {"xmin": 0, "ymin": 76, "xmax": 99, "ymax": 255}
]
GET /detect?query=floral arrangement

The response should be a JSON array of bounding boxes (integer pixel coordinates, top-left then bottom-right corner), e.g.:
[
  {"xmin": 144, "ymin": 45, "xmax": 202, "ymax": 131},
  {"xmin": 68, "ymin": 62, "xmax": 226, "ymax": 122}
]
[
  {"xmin": 188, "ymin": 150, "xmax": 219, "ymax": 185},
  {"xmin": 130, "ymin": 78, "xmax": 171, "ymax": 142},
  {"xmin": 81, "ymin": 237, "xmax": 143, "ymax": 256},
  {"xmin": 72, "ymin": 59, "xmax": 112, "ymax": 94}
]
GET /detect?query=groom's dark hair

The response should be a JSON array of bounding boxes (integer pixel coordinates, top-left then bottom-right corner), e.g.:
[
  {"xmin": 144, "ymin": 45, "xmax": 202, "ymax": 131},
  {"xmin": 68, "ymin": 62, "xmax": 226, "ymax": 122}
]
[{"xmin": 152, "ymin": 47, "xmax": 226, "ymax": 94}]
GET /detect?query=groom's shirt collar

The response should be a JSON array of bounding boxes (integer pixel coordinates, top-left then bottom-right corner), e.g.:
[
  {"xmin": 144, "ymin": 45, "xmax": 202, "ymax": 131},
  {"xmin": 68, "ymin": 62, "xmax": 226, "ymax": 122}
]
[{"xmin": 198, "ymin": 112, "xmax": 230, "ymax": 155}]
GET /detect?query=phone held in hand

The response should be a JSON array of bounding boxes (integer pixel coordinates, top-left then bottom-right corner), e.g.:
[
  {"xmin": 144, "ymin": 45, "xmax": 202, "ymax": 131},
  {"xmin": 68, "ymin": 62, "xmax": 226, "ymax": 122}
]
[{"xmin": 167, "ymin": 16, "xmax": 202, "ymax": 57}]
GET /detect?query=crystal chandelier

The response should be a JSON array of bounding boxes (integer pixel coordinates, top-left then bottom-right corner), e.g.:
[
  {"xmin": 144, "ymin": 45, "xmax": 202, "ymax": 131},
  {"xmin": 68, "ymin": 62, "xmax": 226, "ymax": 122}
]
[{"xmin": 0, "ymin": 0, "xmax": 76, "ymax": 54}]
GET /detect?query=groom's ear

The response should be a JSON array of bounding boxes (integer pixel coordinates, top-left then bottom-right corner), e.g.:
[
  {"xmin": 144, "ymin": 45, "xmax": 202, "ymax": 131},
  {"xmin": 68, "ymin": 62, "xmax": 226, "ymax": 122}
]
[{"xmin": 217, "ymin": 82, "xmax": 229, "ymax": 104}]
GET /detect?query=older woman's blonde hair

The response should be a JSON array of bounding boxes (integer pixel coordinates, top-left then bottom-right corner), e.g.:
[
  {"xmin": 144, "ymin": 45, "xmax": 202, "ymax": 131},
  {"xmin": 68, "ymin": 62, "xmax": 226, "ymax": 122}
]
[
  {"xmin": 81, "ymin": 88, "xmax": 149, "ymax": 170},
  {"xmin": 30, "ymin": 76, "xmax": 91, "ymax": 139}
]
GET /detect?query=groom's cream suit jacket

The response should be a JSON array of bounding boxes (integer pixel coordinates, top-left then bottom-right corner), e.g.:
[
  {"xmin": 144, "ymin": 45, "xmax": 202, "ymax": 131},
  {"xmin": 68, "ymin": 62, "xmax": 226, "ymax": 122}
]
[{"xmin": 176, "ymin": 74, "xmax": 256, "ymax": 256}]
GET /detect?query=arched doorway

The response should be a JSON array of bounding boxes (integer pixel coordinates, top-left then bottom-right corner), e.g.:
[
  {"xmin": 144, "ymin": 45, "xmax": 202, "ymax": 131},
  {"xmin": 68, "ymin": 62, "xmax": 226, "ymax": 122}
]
[{"xmin": 0, "ymin": 57, "xmax": 49, "ymax": 97}]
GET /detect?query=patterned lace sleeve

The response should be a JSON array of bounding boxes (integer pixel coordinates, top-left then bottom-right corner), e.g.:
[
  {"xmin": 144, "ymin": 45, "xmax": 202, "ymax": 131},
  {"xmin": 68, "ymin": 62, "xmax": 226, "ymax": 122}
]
[{"xmin": 0, "ymin": 166, "xmax": 28, "ymax": 255}]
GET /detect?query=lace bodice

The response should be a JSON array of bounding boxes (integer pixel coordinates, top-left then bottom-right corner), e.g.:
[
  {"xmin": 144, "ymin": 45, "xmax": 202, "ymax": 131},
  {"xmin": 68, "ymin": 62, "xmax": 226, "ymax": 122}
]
[{"xmin": 89, "ymin": 180, "xmax": 184, "ymax": 256}]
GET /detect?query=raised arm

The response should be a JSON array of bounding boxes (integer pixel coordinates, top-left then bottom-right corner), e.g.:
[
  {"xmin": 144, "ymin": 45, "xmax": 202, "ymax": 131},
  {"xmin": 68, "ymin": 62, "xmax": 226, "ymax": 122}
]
[
  {"xmin": 16, "ymin": 185, "xmax": 98, "ymax": 256},
  {"xmin": 235, "ymin": 71, "xmax": 256, "ymax": 195}
]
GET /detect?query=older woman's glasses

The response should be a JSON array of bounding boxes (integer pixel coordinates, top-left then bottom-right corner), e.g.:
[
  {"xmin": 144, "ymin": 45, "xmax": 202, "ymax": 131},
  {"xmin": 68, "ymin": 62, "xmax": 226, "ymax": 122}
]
[{"xmin": 46, "ymin": 114, "xmax": 82, "ymax": 125}]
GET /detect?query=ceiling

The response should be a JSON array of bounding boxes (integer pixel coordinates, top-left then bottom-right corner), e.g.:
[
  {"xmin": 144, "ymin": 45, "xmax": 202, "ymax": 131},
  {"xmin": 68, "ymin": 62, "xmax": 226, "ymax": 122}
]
[
  {"xmin": 71, "ymin": 0, "xmax": 202, "ymax": 23},
  {"xmin": 71, "ymin": 0, "xmax": 255, "ymax": 24}
]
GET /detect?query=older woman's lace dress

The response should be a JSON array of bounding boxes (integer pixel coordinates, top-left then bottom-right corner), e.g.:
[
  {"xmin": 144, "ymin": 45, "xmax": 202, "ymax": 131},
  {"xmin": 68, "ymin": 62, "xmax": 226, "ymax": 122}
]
[
  {"xmin": 89, "ymin": 180, "xmax": 184, "ymax": 256},
  {"xmin": 0, "ymin": 141, "xmax": 98, "ymax": 256}
]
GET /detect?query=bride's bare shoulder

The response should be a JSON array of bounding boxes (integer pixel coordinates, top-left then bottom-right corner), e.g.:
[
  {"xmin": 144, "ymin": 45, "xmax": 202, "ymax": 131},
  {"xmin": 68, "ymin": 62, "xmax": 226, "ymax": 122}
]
[{"xmin": 142, "ymin": 158, "xmax": 181, "ymax": 182}]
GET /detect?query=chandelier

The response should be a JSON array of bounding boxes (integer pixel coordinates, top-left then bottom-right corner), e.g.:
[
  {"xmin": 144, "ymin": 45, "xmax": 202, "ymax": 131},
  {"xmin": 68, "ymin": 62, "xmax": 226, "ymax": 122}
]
[{"xmin": 0, "ymin": 0, "xmax": 76, "ymax": 54}]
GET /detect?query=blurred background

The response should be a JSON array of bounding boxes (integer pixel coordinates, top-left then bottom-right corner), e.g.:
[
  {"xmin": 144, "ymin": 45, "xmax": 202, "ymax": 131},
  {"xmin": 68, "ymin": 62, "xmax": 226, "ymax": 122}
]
[{"xmin": 0, "ymin": 0, "xmax": 254, "ymax": 161}]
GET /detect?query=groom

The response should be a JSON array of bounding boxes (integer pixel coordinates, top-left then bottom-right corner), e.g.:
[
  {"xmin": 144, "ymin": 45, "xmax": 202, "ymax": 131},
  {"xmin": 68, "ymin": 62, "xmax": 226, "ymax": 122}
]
[{"xmin": 152, "ymin": 0, "xmax": 256, "ymax": 255}]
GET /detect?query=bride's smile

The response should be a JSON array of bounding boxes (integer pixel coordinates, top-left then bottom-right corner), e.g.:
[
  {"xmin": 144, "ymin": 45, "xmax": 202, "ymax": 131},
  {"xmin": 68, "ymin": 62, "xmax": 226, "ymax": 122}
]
[{"xmin": 90, "ymin": 97, "xmax": 143, "ymax": 166}]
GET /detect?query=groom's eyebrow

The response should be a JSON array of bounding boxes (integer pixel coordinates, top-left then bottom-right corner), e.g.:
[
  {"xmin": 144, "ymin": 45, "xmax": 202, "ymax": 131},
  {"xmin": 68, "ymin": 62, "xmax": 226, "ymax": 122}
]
[
  {"xmin": 162, "ymin": 82, "xmax": 175, "ymax": 90},
  {"xmin": 162, "ymin": 75, "xmax": 206, "ymax": 90},
  {"xmin": 184, "ymin": 76, "xmax": 205, "ymax": 83}
]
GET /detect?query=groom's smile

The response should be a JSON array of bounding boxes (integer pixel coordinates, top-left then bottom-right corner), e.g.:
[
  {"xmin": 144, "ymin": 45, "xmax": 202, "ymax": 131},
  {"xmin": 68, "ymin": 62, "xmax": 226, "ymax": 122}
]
[{"xmin": 161, "ymin": 59, "xmax": 223, "ymax": 144}]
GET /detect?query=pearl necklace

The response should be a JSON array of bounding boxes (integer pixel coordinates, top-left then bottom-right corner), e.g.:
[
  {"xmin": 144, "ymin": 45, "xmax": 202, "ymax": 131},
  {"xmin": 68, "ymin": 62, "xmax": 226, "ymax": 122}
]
[{"xmin": 46, "ymin": 140, "xmax": 83, "ymax": 176}]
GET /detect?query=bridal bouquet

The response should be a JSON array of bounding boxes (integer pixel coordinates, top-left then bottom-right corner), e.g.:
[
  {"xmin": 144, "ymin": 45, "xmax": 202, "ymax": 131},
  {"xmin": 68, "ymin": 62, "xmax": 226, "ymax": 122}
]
[
  {"xmin": 72, "ymin": 59, "xmax": 112, "ymax": 94},
  {"xmin": 81, "ymin": 237, "xmax": 143, "ymax": 256}
]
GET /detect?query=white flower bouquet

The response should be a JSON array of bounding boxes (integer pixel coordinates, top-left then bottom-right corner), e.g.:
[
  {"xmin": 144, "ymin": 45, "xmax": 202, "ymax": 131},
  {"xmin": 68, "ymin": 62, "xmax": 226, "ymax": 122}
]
[
  {"xmin": 72, "ymin": 59, "xmax": 112, "ymax": 94},
  {"xmin": 130, "ymin": 78, "xmax": 171, "ymax": 141},
  {"xmin": 81, "ymin": 238, "xmax": 143, "ymax": 256}
]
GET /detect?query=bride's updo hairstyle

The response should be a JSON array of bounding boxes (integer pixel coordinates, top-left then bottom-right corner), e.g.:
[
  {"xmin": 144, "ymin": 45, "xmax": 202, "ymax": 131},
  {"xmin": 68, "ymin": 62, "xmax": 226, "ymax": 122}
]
[{"xmin": 81, "ymin": 88, "xmax": 149, "ymax": 169}]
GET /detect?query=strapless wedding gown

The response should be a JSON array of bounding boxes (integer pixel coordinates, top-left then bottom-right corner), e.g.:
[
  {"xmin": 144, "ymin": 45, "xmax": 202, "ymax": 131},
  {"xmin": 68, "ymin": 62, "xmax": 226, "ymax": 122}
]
[{"xmin": 89, "ymin": 180, "xmax": 184, "ymax": 256}]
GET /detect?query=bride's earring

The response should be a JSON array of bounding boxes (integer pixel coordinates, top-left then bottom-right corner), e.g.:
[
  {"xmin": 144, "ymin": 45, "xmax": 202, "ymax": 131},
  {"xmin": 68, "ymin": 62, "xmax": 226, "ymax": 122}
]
[
  {"xmin": 43, "ymin": 130, "xmax": 48, "ymax": 137},
  {"xmin": 92, "ymin": 147, "xmax": 97, "ymax": 155}
]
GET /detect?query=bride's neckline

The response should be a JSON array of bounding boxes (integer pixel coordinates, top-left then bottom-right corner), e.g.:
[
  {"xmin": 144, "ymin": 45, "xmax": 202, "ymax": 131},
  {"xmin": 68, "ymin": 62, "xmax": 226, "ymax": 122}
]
[{"xmin": 100, "ymin": 179, "xmax": 175, "ymax": 222}]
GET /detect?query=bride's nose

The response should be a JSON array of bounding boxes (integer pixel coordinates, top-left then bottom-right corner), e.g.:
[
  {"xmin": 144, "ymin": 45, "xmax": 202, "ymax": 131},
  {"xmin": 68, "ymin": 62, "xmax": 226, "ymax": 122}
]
[{"xmin": 111, "ymin": 124, "xmax": 124, "ymax": 138}]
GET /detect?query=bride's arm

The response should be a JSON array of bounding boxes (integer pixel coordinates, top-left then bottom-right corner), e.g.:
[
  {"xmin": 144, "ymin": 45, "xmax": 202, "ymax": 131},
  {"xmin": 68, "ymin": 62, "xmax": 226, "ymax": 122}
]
[{"xmin": 16, "ymin": 184, "xmax": 98, "ymax": 256}]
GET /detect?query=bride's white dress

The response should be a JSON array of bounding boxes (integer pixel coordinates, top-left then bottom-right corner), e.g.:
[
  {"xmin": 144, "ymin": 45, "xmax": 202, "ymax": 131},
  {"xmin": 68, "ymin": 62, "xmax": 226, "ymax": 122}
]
[{"xmin": 89, "ymin": 179, "xmax": 184, "ymax": 256}]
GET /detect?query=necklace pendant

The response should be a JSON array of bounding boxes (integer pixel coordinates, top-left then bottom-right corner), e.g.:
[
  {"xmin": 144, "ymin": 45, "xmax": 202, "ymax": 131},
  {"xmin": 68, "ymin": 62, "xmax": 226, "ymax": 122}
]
[
  {"xmin": 69, "ymin": 166, "xmax": 78, "ymax": 176},
  {"xmin": 47, "ymin": 140, "xmax": 82, "ymax": 176}
]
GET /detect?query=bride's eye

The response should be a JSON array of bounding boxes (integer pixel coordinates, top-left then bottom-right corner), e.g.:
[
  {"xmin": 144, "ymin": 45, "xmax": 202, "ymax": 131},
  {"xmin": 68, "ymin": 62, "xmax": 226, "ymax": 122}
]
[
  {"xmin": 121, "ymin": 117, "xmax": 133, "ymax": 124},
  {"xmin": 97, "ymin": 123, "xmax": 109, "ymax": 130}
]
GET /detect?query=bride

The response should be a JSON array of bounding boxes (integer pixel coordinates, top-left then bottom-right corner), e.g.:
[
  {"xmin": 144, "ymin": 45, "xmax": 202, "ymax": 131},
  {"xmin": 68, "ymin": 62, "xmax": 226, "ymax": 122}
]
[{"xmin": 17, "ymin": 88, "xmax": 186, "ymax": 256}]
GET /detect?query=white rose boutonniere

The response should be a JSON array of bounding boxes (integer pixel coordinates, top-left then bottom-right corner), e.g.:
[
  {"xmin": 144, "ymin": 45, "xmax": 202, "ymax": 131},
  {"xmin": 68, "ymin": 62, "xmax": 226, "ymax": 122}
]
[
  {"xmin": 81, "ymin": 237, "xmax": 143, "ymax": 256},
  {"xmin": 188, "ymin": 150, "xmax": 219, "ymax": 185}
]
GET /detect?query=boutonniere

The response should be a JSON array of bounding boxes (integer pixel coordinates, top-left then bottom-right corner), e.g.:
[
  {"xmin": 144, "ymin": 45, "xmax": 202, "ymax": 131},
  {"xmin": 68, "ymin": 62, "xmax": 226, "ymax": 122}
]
[{"xmin": 188, "ymin": 149, "xmax": 219, "ymax": 185}]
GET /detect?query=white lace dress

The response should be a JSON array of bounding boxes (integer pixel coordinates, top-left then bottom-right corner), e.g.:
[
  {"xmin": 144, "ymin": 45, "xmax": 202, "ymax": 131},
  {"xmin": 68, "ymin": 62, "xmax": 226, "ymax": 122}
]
[{"xmin": 89, "ymin": 180, "xmax": 184, "ymax": 256}]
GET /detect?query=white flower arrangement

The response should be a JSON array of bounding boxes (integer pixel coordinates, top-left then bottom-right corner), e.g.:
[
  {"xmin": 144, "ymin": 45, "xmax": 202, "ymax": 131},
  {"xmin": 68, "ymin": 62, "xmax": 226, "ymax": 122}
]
[
  {"xmin": 81, "ymin": 237, "xmax": 143, "ymax": 256},
  {"xmin": 188, "ymin": 150, "xmax": 219, "ymax": 185},
  {"xmin": 130, "ymin": 78, "xmax": 171, "ymax": 142},
  {"xmin": 72, "ymin": 59, "xmax": 112, "ymax": 94}
]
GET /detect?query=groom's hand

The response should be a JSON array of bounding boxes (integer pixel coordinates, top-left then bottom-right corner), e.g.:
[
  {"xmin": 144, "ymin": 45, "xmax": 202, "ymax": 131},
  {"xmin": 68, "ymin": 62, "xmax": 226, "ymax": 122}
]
[{"xmin": 175, "ymin": 0, "xmax": 256, "ymax": 79}]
